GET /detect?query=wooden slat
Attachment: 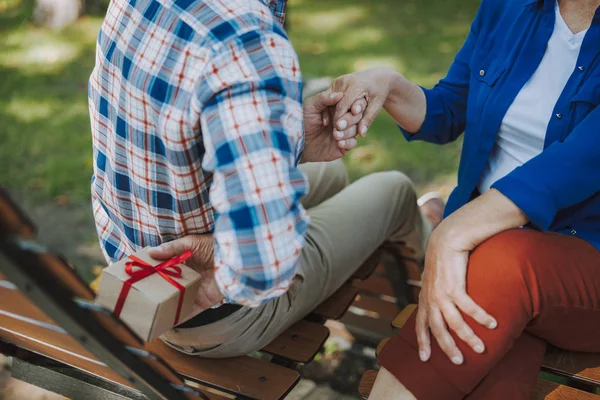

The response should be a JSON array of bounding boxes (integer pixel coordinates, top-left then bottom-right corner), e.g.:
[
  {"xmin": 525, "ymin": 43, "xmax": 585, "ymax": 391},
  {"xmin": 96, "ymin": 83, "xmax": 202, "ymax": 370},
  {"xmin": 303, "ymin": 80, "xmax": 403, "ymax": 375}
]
[
  {"xmin": 543, "ymin": 347, "xmax": 600, "ymax": 385},
  {"xmin": 0, "ymin": 188, "xmax": 36, "ymax": 238},
  {"xmin": 353, "ymin": 294, "xmax": 401, "ymax": 321},
  {"xmin": 262, "ymin": 320, "xmax": 329, "ymax": 363},
  {"xmin": 0, "ymin": 286, "xmax": 300, "ymax": 400},
  {"xmin": 358, "ymin": 369, "xmax": 378, "ymax": 399},
  {"xmin": 313, "ymin": 283, "xmax": 358, "ymax": 320},
  {"xmin": 358, "ymin": 370, "xmax": 600, "ymax": 400},
  {"xmin": 352, "ymin": 251, "xmax": 382, "ymax": 281},
  {"xmin": 147, "ymin": 341, "xmax": 300, "ymax": 400},
  {"xmin": 353, "ymin": 275, "xmax": 396, "ymax": 299},
  {"xmin": 392, "ymin": 304, "xmax": 417, "ymax": 329},
  {"xmin": 534, "ymin": 379, "xmax": 600, "ymax": 400},
  {"xmin": 340, "ymin": 312, "xmax": 394, "ymax": 344},
  {"xmin": 376, "ymin": 338, "xmax": 389, "ymax": 358}
]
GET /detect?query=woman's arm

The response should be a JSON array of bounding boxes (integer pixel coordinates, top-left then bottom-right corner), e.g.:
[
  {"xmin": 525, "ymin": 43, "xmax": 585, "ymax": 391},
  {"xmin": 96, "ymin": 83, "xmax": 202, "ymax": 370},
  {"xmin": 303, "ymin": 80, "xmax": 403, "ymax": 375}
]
[
  {"xmin": 416, "ymin": 189, "xmax": 528, "ymax": 363},
  {"xmin": 492, "ymin": 105, "xmax": 600, "ymax": 231}
]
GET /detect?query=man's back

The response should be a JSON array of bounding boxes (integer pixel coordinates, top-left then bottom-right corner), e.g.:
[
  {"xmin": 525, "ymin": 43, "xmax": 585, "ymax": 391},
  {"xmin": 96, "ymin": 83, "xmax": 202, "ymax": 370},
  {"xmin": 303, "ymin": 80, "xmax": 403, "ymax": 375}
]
[{"xmin": 90, "ymin": 0, "xmax": 310, "ymax": 306}]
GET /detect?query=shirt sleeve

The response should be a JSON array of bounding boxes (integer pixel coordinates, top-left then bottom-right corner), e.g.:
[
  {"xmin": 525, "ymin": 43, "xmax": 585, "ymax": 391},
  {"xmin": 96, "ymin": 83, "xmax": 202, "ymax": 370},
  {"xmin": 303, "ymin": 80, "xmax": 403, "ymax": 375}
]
[
  {"xmin": 196, "ymin": 28, "xmax": 309, "ymax": 307},
  {"xmin": 492, "ymin": 106, "xmax": 600, "ymax": 231}
]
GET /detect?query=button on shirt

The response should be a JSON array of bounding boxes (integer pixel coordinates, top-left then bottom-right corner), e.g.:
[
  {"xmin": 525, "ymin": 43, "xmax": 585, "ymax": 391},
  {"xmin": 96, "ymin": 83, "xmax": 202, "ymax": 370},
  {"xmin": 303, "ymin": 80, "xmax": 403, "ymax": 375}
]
[
  {"xmin": 478, "ymin": 2, "xmax": 587, "ymax": 193},
  {"xmin": 88, "ymin": 0, "xmax": 309, "ymax": 307}
]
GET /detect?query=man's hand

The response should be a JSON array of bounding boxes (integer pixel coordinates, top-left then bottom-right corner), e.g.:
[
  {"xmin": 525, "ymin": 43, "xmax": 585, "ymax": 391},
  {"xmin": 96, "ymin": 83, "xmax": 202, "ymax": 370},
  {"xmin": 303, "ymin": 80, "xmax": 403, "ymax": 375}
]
[
  {"xmin": 148, "ymin": 235, "xmax": 225, "ymax": 322},
  {"xmin": 301, "ymin": 91, "xmax": 367, "ymax": 163}
]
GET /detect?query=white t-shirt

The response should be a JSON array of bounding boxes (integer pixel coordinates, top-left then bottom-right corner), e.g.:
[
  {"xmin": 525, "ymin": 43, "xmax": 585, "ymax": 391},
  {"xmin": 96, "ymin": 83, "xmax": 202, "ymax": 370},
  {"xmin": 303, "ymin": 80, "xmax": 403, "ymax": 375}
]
[{"xmin": 478, "ymin": 2, "xmax": 587, "ymax": 193}]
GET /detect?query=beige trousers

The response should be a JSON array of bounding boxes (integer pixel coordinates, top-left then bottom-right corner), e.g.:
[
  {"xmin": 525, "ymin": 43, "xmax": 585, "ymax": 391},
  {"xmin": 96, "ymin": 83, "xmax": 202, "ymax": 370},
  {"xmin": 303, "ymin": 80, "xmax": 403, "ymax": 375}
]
[{"xmin": 162, "ymin": 160, "xmax": 430, "ymax": 357}]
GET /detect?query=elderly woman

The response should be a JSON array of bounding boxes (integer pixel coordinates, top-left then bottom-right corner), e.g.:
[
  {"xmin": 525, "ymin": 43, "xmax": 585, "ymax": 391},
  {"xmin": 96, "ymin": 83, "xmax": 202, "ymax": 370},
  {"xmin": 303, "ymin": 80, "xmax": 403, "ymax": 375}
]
[{"xmin": 329, "ymin": 0, "xmax": 600, "ymax": 398}]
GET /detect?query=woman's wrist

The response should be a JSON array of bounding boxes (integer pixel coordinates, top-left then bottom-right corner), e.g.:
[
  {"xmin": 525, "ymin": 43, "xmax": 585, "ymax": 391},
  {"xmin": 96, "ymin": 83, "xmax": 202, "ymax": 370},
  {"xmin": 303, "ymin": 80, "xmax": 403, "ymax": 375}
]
[{"xmin": 383, "ymin": 73, "xmax": 427, "ymax": 134}]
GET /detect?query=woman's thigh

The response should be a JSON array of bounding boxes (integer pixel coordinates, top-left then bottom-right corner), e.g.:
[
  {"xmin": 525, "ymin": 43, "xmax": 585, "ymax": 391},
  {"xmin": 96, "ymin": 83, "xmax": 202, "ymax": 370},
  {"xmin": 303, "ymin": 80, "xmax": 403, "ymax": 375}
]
[{"xmin": 466, "ymin": 229, "xmax": 600, "ymax": 353}]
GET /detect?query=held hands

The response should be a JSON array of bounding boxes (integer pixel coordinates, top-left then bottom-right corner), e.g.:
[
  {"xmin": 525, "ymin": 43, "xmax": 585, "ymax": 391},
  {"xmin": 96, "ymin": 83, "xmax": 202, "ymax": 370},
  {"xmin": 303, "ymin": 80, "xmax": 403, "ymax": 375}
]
[
  {"xmin": 329, "ymin": 67, "xmax": 399, "ymax": 137},
  {"xmin": 301, "ymin": 90, "xmax": 367, "ymax": 162},
  {"xmin": 148, "ymin": 235, "xmax": 225, "ymax": 322}
]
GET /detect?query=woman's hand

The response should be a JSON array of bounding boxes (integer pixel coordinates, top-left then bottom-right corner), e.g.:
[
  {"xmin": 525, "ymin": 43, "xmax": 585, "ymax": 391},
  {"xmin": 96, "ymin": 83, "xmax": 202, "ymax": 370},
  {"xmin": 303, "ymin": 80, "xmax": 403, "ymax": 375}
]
[
  {"xmin": 301, "ymin": 90, "xmax": 367, "ymax": 162},
  {"xmin": 329, "ymin": 67, "xmax": 399, "ymax": 137},
  {"xmin": 417, "ymin": 224, "xmax": 497, "ymax": 364},
  {"xmin": 416, "ymin": 189, "xmax": 528, "ymax": 364},
  {"xmin": 330, "ymin": 66, "xmax": 427, "ymax": 136}
]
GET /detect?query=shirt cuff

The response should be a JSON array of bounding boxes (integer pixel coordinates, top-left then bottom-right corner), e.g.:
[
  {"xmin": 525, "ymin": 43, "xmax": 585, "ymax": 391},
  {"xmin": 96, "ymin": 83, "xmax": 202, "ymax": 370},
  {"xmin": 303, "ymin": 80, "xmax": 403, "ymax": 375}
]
[
  {"xmin": 491, "ymin": 172, "xmax": 557, "ymax": 231},
  {"xmin": 399, "ymin": 86, "xmax": 444, "ymax": 142}
]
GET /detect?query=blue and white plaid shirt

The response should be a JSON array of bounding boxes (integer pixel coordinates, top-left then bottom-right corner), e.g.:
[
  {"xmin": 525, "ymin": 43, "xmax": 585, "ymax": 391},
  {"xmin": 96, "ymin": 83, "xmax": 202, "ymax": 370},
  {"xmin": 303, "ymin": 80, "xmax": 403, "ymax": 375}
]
[{"xmin": 89, "ymin": 0, "xmax": 309, "ymax": 307}]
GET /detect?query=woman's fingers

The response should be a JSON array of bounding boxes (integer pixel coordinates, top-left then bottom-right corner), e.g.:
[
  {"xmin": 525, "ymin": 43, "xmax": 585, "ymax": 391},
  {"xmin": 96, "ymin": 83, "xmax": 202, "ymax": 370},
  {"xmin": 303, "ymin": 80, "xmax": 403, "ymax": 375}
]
[
  {"xmin": 351, "ymin": 98, "xmax": 368, "ymax": 115},
  {"xmin": 415, "ymin": 306, "xmax": 431, "ymax": 362},
  {"xmin": 358, "ymin": 95, "xmax": 386, "ymax": 137},
  {"xmin": 440, "ymin": 301, "xmax": 485, "ymax": 354},
  {"xmin": 429, "ymin": 306, "xmax": 464, "ymax": 365},
  {"xmin": 455, "ymin": 293, "xmax": 498, "ymax": 330}
]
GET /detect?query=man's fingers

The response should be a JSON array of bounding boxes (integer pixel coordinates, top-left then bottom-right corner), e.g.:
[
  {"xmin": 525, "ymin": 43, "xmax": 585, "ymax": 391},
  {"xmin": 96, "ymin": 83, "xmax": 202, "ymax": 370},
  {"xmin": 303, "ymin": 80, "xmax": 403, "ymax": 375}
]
[
  {"xmin": 358, "ymin": 96, "xmax": 386, "ymax": 137},
  {"xmin": 315, "ymin": 90, "xmax": 344, "ymax": 111},
  {"xmin": 336, "ymin": 137, "xmax": 357, "ymax": 151},
  {"xmin": 429, "ymin": 306, "xmax": 464, "ymax": 365},
  {"xmin": 455, "ymin": 294, "xmax": 498, "ymax": 330},
  {"xmin": 415, "ymin": 307, "xmax": 431, "ymax": 362},
  {"xmin": 440, "ymin": 302, "xmax": 485, "ymax": 354},
  {"xmin": 148, "ymin": 237, "xmax": 194, "ymax": 259}
]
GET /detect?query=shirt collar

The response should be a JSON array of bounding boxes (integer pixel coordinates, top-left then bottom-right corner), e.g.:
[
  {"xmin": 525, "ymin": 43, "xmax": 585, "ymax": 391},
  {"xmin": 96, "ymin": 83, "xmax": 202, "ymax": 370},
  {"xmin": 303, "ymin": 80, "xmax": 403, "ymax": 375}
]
[
  {"xmin": 259, "ymin": 0, "xmax": 287, "ymax": 26},
  {"xmin": 524, "ymin": 0, "xmax": 555, "ymax": 12}
]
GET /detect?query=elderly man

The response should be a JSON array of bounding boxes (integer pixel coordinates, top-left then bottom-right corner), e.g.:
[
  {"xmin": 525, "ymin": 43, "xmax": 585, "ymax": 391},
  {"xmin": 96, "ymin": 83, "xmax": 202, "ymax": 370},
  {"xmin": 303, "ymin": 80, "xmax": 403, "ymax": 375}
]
[{"xmin": 89, "ymin": 0, "xmax": 436, "ymax": 357}]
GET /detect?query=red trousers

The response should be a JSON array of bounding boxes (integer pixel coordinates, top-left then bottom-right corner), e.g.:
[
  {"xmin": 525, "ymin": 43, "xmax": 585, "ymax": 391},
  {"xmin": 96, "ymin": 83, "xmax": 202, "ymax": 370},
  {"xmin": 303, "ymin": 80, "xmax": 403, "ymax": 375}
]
[{"xmin": 379, "ymin": 229, "xmax": 600, "ymax": 399}]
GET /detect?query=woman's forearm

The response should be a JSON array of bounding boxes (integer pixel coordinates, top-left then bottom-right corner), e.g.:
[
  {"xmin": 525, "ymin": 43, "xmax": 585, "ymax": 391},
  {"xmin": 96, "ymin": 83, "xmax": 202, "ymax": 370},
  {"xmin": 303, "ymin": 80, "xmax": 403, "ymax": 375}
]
[
  {"xmin": 441, "ymin": 189, "xmax": 529, "ymax": 251},
  {"xmin": 383, "ymin": 71, "xmax": 427, "ymax": 134}
]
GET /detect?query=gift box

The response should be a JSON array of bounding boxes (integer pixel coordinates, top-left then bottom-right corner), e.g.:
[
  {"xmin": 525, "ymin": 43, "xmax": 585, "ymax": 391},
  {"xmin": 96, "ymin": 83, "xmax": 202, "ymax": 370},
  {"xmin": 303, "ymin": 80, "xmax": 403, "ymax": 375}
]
[{"xmin": 95, "ymin": 248, "xmax": 201, "ymax": 342}]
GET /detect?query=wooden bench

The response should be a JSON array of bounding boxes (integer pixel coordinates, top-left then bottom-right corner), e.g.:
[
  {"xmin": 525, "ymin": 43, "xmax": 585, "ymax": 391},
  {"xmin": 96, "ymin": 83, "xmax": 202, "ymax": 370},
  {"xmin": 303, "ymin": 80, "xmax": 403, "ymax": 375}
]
[
  {"xmin": 358, "ymin": 304, "xmax": 600, "ymax": 399},
  {"xmin": 0, "ymin": 187, "xmax": 410, "ymax": 399}
]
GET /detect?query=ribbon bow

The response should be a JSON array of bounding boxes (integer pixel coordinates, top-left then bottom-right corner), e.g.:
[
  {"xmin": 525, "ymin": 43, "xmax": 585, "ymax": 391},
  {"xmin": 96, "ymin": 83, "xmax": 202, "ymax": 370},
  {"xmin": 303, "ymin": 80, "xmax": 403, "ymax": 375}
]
[{"xmin": 113, "ymin": 250, "xmax": 193, "ymax": 326}]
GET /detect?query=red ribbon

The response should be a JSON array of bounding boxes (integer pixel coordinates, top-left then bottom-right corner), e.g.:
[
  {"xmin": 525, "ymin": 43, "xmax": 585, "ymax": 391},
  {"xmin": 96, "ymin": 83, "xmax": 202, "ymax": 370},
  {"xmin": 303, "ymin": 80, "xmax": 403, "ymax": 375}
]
[{"xmin": 113, "ymin": 250, "xmax": 193, "ymax": 326}]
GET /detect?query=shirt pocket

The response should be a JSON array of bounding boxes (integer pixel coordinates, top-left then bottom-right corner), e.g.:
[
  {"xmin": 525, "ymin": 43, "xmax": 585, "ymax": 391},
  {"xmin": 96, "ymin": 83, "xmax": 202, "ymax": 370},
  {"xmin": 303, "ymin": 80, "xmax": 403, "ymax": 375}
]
[
  {"xmin": 569, "ymin": 77, "xmax": 600, "ymax": 127},
  {"xmin": 473, "ymin": 52, "xmax": 507, "ymax": 87}
]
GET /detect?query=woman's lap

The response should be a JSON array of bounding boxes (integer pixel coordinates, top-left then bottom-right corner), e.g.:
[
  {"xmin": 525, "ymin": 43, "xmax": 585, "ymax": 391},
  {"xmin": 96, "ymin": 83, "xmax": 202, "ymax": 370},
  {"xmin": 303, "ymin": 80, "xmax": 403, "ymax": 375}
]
[{"xmin": 378, "ymin": 229, "xmax": 600, "ymax": 399}]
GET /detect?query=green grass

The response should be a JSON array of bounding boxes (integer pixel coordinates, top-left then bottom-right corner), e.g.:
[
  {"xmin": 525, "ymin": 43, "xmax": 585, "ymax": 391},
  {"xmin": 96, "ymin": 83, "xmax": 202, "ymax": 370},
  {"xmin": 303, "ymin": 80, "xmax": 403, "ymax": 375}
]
[
  {"xmin": 287, "ymin": 0, "xmax": 480, "ymax": 186},
  {"xmin": 0, "ymin": 0, "xmax": 480, "ymax": 201}
]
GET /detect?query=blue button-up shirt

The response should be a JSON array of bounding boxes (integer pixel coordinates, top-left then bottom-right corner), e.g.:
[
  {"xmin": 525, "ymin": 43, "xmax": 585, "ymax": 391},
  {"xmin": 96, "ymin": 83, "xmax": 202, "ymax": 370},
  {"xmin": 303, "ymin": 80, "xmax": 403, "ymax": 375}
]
[{"xmin": 405, "ymin": 0, "xmax": 600, "ymax": 250}]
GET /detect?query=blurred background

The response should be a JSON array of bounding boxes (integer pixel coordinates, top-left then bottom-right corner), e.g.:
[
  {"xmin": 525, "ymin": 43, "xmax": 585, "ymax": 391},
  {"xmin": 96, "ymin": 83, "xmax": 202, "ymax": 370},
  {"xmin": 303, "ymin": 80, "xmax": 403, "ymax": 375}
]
[{"xmin": 0, "ymin": 0, "xmax": 479, "ymax": 398}]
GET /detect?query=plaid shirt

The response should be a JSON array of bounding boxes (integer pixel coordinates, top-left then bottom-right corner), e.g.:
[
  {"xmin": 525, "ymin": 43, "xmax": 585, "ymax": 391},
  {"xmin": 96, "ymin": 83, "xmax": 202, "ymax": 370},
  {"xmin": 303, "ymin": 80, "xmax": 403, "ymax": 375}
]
[{"xmin": 89, "ymin": 0, "xmax": 310, "ymax": 307}]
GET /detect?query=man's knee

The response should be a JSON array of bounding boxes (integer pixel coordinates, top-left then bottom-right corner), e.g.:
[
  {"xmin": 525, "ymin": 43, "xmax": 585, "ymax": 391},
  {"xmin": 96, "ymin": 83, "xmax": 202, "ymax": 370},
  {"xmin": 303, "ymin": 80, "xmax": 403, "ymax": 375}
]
[{"xmin": 326, "ymin": 159, "xmax": 349, "ymax": 192}]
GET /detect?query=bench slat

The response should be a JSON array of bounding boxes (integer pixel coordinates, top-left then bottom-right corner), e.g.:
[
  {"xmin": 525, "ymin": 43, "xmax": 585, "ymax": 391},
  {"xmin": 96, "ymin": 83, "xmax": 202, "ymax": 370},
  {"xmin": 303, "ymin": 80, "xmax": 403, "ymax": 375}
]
[
  {"xmin": 353, "ymin": 294, "xmax": 401, "ymax": 321},
  {"xmin": 0, "ymin": 286, "xmax": 300, "ymax": 400},
  {"xmin": 359, "ymin": 371, "xmax": 600, "ymax": 400},
  {"xmin": 534, "ymin": 379, "xmax": 600, "ymax": 399},
  {"xmin": 352, "ymin": 251, "xmax": 382, "ymax": 281},
  {"xmin": 391, "ymin": 304, "xmax": 417, "ymax": 329},
  {"xmin": 262, "ymin": 320, "xmax": 329, "ymax": 363},
  {"xmin": 543, "ymin": 347, "xmax": 600, "ymax": 385},
  {"xmin": 358, "ymin": 369, "xmax": 378, "ymax": 399},
  {"xmin": 313, "ymin": 283, "xmax": 358, "ymax": 320},
  {"xmin": 353, "ymin": 276, "xmax": 396, "ymax": 299}
]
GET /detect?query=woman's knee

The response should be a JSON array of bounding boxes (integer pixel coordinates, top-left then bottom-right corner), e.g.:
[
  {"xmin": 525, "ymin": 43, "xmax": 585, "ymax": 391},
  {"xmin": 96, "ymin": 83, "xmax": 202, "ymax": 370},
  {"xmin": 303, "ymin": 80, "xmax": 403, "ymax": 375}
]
[{"xmin": 466, "ymin": 229, "xmax": 539, "ymax": 307}]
